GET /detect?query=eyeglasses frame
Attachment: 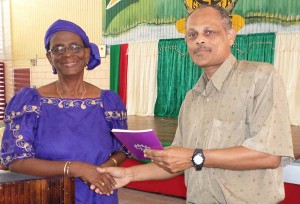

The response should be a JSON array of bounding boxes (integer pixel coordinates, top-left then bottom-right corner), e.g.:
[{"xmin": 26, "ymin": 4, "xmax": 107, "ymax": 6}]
[{"xmin": 47, "ymin": 44, "xmax": 85, "ymax": 55}]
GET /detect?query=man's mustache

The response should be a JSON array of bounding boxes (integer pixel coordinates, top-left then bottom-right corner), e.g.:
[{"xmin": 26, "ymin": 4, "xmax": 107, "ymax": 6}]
[{"xmin": 193, "ymin": 46, "xmax": 211, "ymax": 53}]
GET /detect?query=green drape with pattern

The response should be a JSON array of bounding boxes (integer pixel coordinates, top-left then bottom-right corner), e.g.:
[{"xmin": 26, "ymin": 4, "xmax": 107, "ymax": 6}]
[
  {"xmin": 110, "ymin": 45, "xmax": 121, "ymax": 92},
  {"xmin": 154, "ymin": 39, "xmax": 203, "ymax": 117},
  {"xmin": 232, "ymin": 33, "xmax": 275, "ymax": 64}
]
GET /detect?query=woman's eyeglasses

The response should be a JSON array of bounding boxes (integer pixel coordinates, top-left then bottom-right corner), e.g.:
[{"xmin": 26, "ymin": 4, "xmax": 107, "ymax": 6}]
[{"xmin": 48, "ymin": 44, "xmax": 84, "ymax": 55}]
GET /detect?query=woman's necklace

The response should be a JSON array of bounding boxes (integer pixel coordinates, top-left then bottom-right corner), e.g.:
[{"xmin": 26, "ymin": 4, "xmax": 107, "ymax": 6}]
[{"xmin": 56, "ymin": 81, "xmax": 86, "ymax": 99}]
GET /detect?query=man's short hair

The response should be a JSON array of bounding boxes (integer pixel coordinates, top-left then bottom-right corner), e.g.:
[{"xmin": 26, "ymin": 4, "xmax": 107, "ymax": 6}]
[{"xmin": 186, "ymin": 4, "xmax": 233, "ymax": 31}]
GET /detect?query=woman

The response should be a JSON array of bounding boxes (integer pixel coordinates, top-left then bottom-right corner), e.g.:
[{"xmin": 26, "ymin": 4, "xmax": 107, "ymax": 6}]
[{"xmin": 0, "ymin": 19, "xmax": 128, "ymax": 203}]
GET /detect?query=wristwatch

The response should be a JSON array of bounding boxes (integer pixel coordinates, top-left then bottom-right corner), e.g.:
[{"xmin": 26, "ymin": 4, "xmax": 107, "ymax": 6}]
[{"xmin": 191, "ymin": 148, "xmax": 205, "ymax": 171}]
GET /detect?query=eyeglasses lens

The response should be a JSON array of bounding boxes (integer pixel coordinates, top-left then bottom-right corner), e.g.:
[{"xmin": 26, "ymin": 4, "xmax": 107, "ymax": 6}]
[{"xmin": 50, "ymin": 44, "xmax": 83, "ymax": 55}]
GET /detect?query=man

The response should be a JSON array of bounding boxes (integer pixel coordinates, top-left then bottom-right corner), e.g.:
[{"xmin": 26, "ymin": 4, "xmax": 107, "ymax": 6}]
[{"xmin": 96, "ymin": 5, "xmax": 294, "ymax": 203}]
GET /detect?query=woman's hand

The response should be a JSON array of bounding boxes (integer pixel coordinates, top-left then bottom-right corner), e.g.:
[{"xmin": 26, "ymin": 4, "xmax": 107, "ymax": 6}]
[
  {"xmin": 69, "ymin": 162, "xmax": 116, "ymax": 195},
  {"xmin": 90, "ymin": 166, "xmax": 133, "ymax": 194}
]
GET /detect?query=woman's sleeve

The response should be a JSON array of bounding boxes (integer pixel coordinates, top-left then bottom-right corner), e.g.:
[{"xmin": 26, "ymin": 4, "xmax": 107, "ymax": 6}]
[
  {"xmin": 0, "ymin": 88, "xmax": 40, "ymax": 166},
  {"xmin": 101, "ymin": 90, "xmax": 128, "ymax": 154}
]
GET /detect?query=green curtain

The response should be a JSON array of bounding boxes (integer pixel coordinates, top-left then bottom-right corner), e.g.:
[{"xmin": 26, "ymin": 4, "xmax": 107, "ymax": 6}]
[
  {"xmin": 154, "ymin": 38, "xmax": 203, "ymax": 117},
  {"xmin": 110, "ymin": 45, "xmax": 121, "ymax": 92},
  {"xmin": 232, "ymin": 33, "xmax": 275, "ymax": 64}
]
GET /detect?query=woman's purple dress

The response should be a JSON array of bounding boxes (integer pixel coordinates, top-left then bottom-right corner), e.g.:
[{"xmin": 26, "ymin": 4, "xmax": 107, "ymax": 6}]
[{"xmin": 0, "ymin": 88, "xmax": 127, "ymax": 204}]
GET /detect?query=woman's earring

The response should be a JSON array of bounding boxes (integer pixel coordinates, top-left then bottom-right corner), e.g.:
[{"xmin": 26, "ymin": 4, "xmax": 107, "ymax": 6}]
[{"xmin": 52, "ymin": 66, "xmax": 57, "ymax": 74}]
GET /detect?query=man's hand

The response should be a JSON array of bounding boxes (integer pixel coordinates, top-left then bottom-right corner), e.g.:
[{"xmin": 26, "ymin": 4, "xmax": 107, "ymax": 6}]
[
  {"xmin": 144, "ymin": 146, "xmax": 194, "ymax": 173},
  {"xmin": 70, "ymin": 162, "xmax": 116, "ymax": 195},
  {"xmin": 91, "ymin": 167, "xmax": 133, "ymax": 194}
]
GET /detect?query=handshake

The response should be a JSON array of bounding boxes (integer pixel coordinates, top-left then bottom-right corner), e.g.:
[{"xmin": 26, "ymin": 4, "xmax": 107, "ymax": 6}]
[{"xmin": 90, "ymin": 146, "xmax": 190, "ymax": 195}]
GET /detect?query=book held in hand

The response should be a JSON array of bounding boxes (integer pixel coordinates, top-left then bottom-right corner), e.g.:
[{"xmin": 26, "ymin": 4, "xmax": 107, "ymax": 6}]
[{"xmin": 111, "ymin": 129, "xmax": 163, "ymax": 160}]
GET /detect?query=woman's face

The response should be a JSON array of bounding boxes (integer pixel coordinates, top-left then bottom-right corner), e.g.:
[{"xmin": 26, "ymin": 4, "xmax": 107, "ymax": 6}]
[{"xmin": 46, "ymin": 31, "xmax": 90, "ymax": 76}]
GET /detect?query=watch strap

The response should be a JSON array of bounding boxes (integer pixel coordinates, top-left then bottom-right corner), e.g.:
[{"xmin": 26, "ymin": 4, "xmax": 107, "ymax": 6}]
[{"xmin": 192, "ymin": 148, "xmax": 205, "ymax": 171}]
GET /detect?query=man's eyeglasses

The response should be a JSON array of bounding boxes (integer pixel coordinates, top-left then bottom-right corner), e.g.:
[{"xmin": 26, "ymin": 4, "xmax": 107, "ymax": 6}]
[{"xmin": 48, "ymin": 44, "xmax": 84, "ymax": 55}]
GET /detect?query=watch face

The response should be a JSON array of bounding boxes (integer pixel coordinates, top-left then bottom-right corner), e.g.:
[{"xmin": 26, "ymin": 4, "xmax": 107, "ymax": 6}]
[{"xmin": 193, "ymin": 154, "xmax": 203, "ymax": 165}]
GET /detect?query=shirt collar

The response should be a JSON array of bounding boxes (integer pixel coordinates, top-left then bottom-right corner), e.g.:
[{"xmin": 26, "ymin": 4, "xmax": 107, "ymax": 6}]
[
  {"xmin": 210, "ymin": 54, "xmax": 237, "ymax": 91},
  {"xmin": 192, "ymin": 54, "xmax": 237, "ymax": 94}
]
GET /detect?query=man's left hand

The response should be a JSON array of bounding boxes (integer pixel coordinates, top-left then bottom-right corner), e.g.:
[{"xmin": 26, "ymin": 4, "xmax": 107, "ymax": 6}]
[{"xmin": 144, "ymin": 146, "xmax": 194, "ymax": 173}]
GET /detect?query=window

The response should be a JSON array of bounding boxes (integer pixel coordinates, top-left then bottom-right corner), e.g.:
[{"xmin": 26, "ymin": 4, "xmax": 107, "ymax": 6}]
[{"xmin": 13, "ymin": 68, "xmax": 30, "ymax": 93}]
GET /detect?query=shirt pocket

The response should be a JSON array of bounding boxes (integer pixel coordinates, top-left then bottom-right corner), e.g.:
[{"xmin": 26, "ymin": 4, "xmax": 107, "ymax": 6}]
[{"xmin": 206, "ymin": 119, "xmax": 245, "ymax": 149}]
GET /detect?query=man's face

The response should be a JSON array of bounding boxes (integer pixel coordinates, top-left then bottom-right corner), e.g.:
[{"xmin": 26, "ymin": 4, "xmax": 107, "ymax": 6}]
[{"xmin": 185, "ymin": 7, "xmax": 236, "ymax": 70}]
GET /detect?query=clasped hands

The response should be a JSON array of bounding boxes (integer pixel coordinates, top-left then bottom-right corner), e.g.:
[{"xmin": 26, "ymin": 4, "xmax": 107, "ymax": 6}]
[
  {"xmin": 90, "ymin": 146, "xmax": 193, "ymax": 195},
  {"xmin": 86, "ymin": 171, "xmax": 116, "ymax": 196},
  {"xmin": 71, "ymin": 162, "xmax": 116, "ymax": 196}
]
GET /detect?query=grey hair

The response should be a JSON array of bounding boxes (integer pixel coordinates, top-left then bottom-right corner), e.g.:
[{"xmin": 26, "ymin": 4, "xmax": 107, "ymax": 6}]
[{"xmin": 186, "ymin": 4, "xmax": 233, "ymax": 31}]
